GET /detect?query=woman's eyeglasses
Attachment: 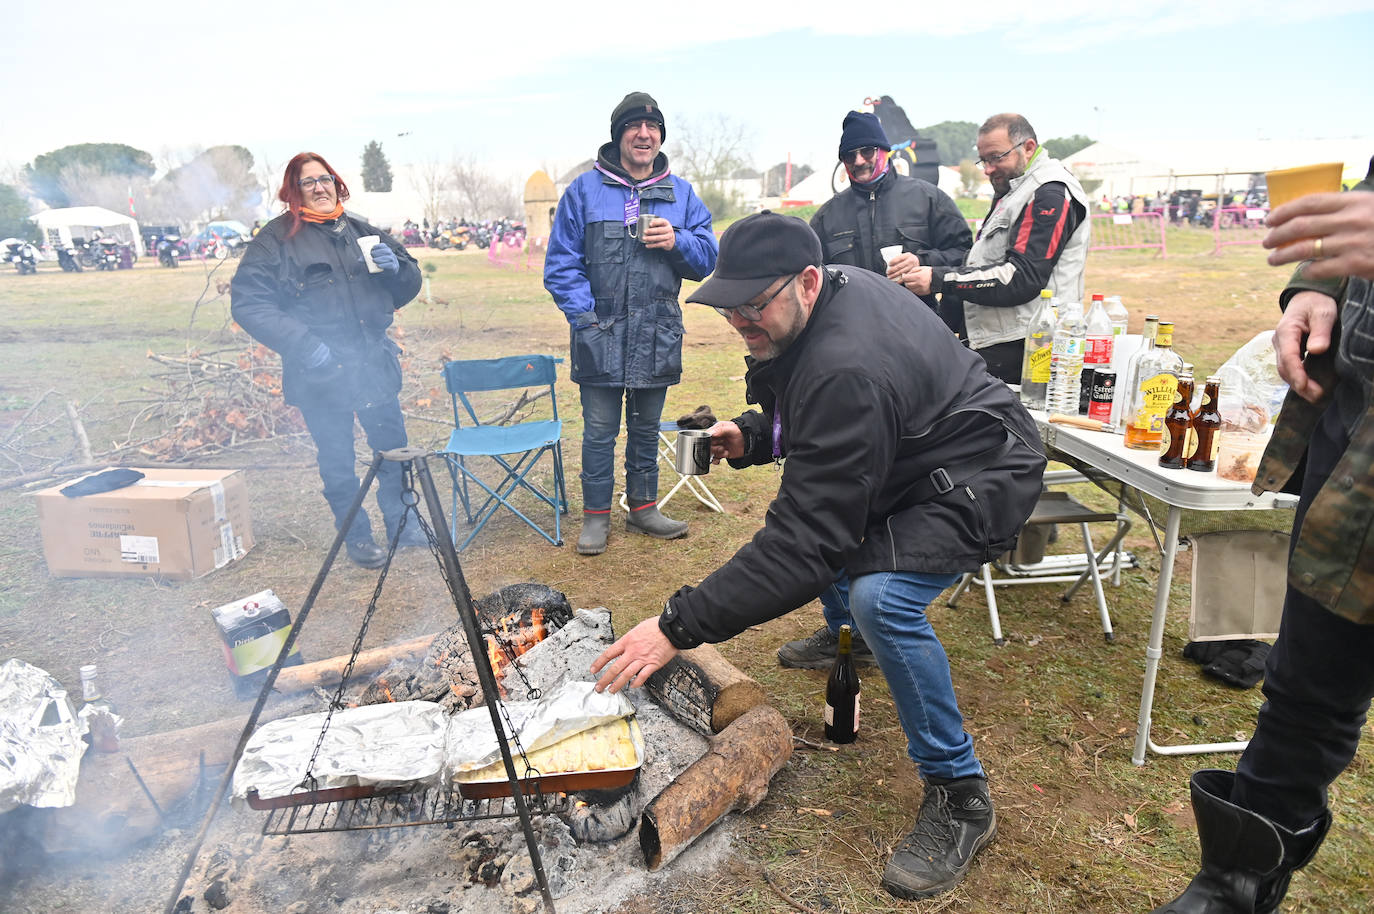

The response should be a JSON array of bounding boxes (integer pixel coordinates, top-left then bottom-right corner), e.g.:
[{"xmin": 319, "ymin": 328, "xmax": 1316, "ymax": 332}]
[
  {"xmin": 298, "ymin": 175, "xmax": 337, "ymax": 190},
  {"xmin": 714, "ymin": 274, "xmax": 797, "ymax": 322}
]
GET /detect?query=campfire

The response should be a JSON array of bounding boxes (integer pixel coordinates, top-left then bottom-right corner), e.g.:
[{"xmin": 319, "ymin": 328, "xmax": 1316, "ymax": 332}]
[{"xmin": 216, "ymin": 583, "xmax": 794, "ymax": 912}]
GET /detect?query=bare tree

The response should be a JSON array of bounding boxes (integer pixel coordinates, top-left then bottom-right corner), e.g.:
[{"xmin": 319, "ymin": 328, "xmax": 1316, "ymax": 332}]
[
  {"xmin": 668, "ymin": 114, "xmax": 754, "ymax": 219},
  {"xmin": 958, "ymin": 159, "xmax": 982, "ymax": 196},
  {"xmin": 410, "ymin": 157, "xmax": 453, "ymax": 226},
  {"xmin": 450, "ymin": 155, "xmax": 521, "ymax": 221},
  {"xmin": 55, "ymin": 162, "xmax": 150, "ymax": 216}
]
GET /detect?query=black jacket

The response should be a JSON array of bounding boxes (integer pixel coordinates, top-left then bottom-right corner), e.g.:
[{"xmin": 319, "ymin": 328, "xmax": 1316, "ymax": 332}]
[
  {"xmin": 810, "ymin": 169, "xmax": 972, "ymax": 311},
  {"xmin": 666, "ymin": 267, "xmax": 1046, "ymax": 647},
  {"xmin": 230, "ymin": 212, "xmax": 421, "ymax": 410}
]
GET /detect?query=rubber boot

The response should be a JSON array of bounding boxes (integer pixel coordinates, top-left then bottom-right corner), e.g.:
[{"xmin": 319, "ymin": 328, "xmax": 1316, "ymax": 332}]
[
  {"xmin": 576, "ymin": 511, "xmax": 610, "ymax": 555},
  {"xmin": 1150, "ymin": 769, "xmax": 1330, "ymax": 914},
  {"xmin": 625, "ymin": 498, "xmax": 688, "ymax": 540}
]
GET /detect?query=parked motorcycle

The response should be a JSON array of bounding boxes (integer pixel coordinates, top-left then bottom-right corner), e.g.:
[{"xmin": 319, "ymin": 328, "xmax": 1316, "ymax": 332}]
[
  {"xmin": 5, "ymin": 240, "xmax": 38, "ymax": 274},
  {"xmin": 157, "ymin": 233, "xmax": 185, "ymax": 267},
  {"xmin": 95, "ymin": 238, "xmax": 122, "ymax": 271},
  {"xmin": 57, "ymin": 244, "xmax": 83, "ymax": 272}
]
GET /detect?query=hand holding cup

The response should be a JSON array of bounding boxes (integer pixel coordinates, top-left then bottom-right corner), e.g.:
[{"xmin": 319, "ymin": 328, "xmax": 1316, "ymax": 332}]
[{"xmin": 639, "ymin": 216, "xmax": 676, "ymax": 251}]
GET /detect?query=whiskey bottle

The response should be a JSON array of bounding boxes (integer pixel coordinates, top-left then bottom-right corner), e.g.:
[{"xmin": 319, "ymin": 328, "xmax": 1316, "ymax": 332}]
[{"xmin": 1124, "ymin": 321, "xmax": 1184, "ymax": 450}]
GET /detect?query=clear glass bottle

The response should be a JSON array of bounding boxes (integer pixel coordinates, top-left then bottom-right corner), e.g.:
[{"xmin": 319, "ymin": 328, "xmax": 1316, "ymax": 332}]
[
  {"xmin": 1124, "ymin": 321, "xmax": 1184, "ymax": 450},
  {"xmin": 1104, "ymin": 295, "xmax": 1130, "ymax": 365},
  {"xmin": 824, "ymin": 625, "xmax": 860, "ymax": 744},
  {"xmin": 1019, "ymin": 289, "xmax": 1057, "ymax": 410},
  {"xmin": 1080, "ymin": 294, "xmax": 1115, "ymax": 414},
  {"xmin": 1114, "ymin": 315, "xmax": 1159, "ymax": 432},
  {"xmin": 1045, "ymin": 300, "xmax": 1086, "ymax": 415}
]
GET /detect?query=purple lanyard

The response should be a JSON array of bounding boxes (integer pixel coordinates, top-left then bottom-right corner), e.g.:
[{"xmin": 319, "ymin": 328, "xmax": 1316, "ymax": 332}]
[
  {"xmin": 772, "ymin": 408, "xmax": 782, "ymax": 460},
  {"xmin": 594, "ymin": 164, "xmax": 669, "ymax": 224}
]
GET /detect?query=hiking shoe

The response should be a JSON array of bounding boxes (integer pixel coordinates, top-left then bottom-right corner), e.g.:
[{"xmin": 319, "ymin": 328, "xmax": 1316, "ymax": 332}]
[
  {"xmin": 777, "ymin": 625, "xmax": 875, "ymax": 670},
  {"xmin": 345, "ymin": 539, "xmax": 387, "ymax": 569},
  {"xmin": 882, "ymin": 776, "xmax": 997, "ymax": 900}
]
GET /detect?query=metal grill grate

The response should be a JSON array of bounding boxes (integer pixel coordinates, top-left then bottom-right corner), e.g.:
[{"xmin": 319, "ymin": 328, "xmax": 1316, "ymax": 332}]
[{"xmin": 259, "ymin": 784, "xmax": 573, "ymax": 836}]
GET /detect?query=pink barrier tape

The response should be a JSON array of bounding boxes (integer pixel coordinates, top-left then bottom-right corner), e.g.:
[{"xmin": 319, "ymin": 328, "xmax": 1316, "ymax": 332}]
[
  {"xmin": 1210, "ymin": 205, "xmax": 1270, "ymax": 254},
  {"xmin": 1089, "ymin": 211, "xmax": 1167, "ymax": 258}
]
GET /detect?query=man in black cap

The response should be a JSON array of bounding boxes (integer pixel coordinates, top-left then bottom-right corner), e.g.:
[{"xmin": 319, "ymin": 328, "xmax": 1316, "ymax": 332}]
[
  {"xmin": 809, "ymin": 110, "xmax": 971, "ymax": 317},
  {"xmin": 545, "ymin": 92, "xmax": 718, "ymax": 555},
  {"xmin": 590, "ymin": 212, "xmax": 1045, "ymax": 901}
]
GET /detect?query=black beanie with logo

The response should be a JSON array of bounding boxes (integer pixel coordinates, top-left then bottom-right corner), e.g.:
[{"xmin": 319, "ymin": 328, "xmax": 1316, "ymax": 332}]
[{"xmin": 611, "ymin": 92, "xmax": 666, "ymax": 141}]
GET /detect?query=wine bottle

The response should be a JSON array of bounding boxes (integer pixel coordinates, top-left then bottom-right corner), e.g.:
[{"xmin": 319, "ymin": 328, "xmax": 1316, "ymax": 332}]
[{"xmin": 823, "ymin": 625, "xmax": 860, "ymax": 744}]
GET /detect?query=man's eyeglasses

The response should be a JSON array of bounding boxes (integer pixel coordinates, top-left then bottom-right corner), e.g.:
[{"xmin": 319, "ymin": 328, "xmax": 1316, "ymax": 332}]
[
  {"xmin": 974, "ymin": 144, "xmax": 1021, "ymax": 169},
  {"xmin": 840, "ymin": 146, "xmax": 882, "ymax": 166},
  {"xmin": 623, "ymin": 119, "xmax": 662, "ymax": 135},
  {"xmin": 298, "ymin": 174, "xmax": 337, "ymax": 190},
  {"xmin": 715, "ymin": 274, "xmax": 797, "ymax": 322}
]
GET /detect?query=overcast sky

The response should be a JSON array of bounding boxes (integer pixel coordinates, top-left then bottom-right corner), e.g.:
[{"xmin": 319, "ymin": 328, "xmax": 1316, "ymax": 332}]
[{"xmin": 3, "ymin": 0, "xmax": 1371, "ymax": 190}]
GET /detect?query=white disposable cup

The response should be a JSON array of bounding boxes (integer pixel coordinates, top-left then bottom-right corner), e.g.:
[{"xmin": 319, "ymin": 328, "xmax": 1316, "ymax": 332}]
[
  {"xmin": 357, "ymin": 235, "xmax": 382, "ymax": 273},
  {"xmin": 880, "ymin": 244, "xmax": 902, "ymax": 266}
]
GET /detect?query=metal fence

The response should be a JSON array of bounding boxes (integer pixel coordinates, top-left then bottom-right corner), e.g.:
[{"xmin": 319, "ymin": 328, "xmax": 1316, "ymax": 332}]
[
  {"xmin": 1209, "ymin": 205, "xmax": 1270, "ymax": 254},
  {"xmin": 1089, "ymin": 211, "xmax": 1167, "ymax": 258}
]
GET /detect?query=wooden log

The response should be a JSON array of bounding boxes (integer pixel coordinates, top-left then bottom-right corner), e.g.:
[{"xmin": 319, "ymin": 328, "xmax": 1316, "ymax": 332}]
[
  {"xmin": 639, "ymin": 704, "xmax": 792, "ymax": 871},
  {"xmin": 272, "ymin": 634, "xmax": 437, "ymax": 695},
  {"xmin": 644, "ymin": 643, "xmax": 769, "ymax": 736},
  {"xmin": 45, "ymin": 715, "xmax": 254, "ymax": 853}
]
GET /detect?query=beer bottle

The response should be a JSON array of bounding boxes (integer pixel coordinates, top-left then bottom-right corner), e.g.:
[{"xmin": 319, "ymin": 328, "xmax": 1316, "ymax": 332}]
[
  {"xmin": 823, "ymin": 625, "xmax": 860, "ymax": 744},
  {"xmin": 1158, "ymin": 373, "xmax": 1195, "ymax": 468},
  {"xmin": 1124, "ymin": 321, "xmax": 1184, "ymax": 450},
  {"xmin": 1187, "ymin": 376, "xmax": 1223, "ymax": 472}
]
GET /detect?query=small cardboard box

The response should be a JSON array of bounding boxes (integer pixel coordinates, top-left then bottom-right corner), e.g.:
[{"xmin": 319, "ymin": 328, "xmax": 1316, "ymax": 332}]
[
  {"xmin": 35, "ymin": 467, "xmax": 254, "ymax": 580},
  {"xmin": 210, "ymin": 589, "xmax": 303, "ymax": 699}
]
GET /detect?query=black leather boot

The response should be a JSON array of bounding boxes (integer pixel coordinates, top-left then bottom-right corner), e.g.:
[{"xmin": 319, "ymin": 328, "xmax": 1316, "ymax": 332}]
[
  {"xmin": 1150, "ymin": 769, "xmax": 1330, "ymax": 914},
  {"xmin": 625, "ymin": 498, "xmax": 687, "ymax": 539}
]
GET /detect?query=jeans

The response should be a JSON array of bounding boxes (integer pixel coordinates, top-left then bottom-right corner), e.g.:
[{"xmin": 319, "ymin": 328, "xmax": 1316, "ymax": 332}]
[
  {"xmin": 1233, "ymin": 402, "xmax": 1374, "ymax": 830},
  {"xmin": 822, "ymin": 570, "xmax": 983, "ymax": 780},
  {"xmin": 578, "ymin": 385, "xmax": 667, "ymax": 510},
  {"xmin": 300, "ymin": 397, "xmax": 409, "ymax": 544}
]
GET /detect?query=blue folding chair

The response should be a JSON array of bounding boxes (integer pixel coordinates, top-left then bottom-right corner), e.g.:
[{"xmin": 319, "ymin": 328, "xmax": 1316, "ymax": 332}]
[{"xmin": 438, "ymin": 355, "xmax": 568, "ymax": 551}]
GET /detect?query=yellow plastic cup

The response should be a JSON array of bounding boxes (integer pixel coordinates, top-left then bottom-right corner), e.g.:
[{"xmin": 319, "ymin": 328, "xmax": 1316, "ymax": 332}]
[{"xmin": 1265, "ymin": 162, "xmax": 1343, "ymax": 209}]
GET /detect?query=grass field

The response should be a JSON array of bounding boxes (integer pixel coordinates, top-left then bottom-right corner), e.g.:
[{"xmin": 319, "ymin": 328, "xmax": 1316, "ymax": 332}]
[{"xmin": 0, "ymin": 233, "xmax": 1369, "ymax": 913}]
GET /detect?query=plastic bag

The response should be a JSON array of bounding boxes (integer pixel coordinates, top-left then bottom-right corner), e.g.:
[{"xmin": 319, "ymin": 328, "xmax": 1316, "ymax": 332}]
[{"xmin": 1217, "ymin": 331, "xmax": 1288, "ymax": 432}]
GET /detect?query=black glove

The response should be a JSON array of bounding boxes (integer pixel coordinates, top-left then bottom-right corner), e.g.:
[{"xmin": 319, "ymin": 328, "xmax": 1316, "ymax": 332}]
[
  {"xmin": 61, "ymin": 468, "xmax": 145, "ymax": 497},
  {"xmin": 675, "ymin": 405, "xmax": 716, "ymax": 429},
  {"xmin": 1182, "ymin": 640, "xmax": 1270, "ymax": 689}
]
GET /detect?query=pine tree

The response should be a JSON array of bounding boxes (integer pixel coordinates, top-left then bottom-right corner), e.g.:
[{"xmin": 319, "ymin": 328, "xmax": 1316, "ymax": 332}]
[{"xmin": 360, "ymin": 141, "xmax": 393, "ymax": 192}]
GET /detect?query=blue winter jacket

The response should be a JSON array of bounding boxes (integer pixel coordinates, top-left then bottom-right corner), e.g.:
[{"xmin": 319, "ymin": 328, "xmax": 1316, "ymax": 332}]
[{"xmin": 544, "ymin": 147, "xmax": 717, "ymax": 388}]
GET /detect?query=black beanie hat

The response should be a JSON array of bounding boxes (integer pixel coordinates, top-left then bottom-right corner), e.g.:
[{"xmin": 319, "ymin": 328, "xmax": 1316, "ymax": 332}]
[
  {"xmin": 837, "ymin": 111, "xmax": 890, "ymax": 157},
  {"xmin": 611, "ymin": 92, "xmax": 666, "ymax": 141}
]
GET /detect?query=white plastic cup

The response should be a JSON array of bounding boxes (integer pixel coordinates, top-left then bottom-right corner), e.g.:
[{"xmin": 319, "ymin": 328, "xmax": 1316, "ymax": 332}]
[
  {"xmin": 880, "ymin": 244, "xmax": 902, "ymax": 266},
  {"xmin": 357, "ymin": 235, "xmax": 382, "ymax": 273}
]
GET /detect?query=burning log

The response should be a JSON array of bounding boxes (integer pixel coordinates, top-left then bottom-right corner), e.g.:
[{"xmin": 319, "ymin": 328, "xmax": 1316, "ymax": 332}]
[
  {"xmin": 645, "ymin": 644, "xmax": 769, "ymax": 736},
  {"xmin": 357, "ymin": 583, "xmax": 574, "ymax": 710},
  {"xmin": 272, "ymin": 634, "xmax": 437, "ymax": 696},
  {"xmin": 639, "ymin": 703, "xmax": 793, "ymax": 871}
]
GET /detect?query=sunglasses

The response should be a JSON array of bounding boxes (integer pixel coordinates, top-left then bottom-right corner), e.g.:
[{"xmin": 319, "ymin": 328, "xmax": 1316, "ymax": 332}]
[
  {"xmin": 714, "ymin": 274, "xmax": 797, "ymax": 322},
  {"xmin": 840, "ymin": 146, "xmax": 882, "ymax": 166},
  {"xmin": 298, "ymin": 174, "xmax": 337, "ymax": 190}
]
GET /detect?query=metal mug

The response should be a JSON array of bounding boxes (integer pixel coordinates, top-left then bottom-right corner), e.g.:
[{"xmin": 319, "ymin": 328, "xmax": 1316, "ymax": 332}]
[
  {"xmin": 635, "ymin": 212, "xmax": 656, "ymax": 244},
  {"xmin": 674, "ymin": 429, "xmax": 712, "ymax": 476}
]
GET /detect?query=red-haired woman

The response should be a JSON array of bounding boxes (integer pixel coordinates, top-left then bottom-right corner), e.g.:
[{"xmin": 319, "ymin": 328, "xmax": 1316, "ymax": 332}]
[{"xmin": 231, "ymin": 152, "xmax": 422, "ymax": 568}]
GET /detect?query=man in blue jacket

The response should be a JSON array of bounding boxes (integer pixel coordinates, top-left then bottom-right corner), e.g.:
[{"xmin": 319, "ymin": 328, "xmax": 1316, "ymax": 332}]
[{"xmin": 544, "ymin": 92, "xmax": 718, "ymax": 555}]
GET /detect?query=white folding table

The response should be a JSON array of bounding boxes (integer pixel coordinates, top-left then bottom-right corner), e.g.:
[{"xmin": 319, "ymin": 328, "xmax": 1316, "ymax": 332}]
[{"xmin": 1031, "ymin": 412, "xmax": 1298, "ymax": 765}]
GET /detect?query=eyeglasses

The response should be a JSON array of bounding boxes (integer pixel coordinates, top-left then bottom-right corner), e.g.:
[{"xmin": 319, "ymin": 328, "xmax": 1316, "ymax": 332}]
[
  {"xmin": 840, "ymin": 146, "xmax": 881, "ymax": 166},
  {"xmin": 714, "ymin": 275, "xmax": 797, "ymax": 322},
  {"xmin": 974, "ymin": 144, "xmax": 1021, "ymax": 169},
  {"xmin": 622, "ymin": 119, "xmax": 662, "ymax": 135},
  {"xmin": 298, "ymin": 174, "xmax": 337, "ymax": 190}
]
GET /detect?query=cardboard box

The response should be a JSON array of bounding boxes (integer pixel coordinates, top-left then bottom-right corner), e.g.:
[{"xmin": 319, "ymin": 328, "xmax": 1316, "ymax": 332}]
[
  {"xmin": 35, "ymin": 467, "xmax": 254, "ymax": 580},
  {"xmin": 210, "ymin": 589, "xmax": 303, "ymax": 699}
]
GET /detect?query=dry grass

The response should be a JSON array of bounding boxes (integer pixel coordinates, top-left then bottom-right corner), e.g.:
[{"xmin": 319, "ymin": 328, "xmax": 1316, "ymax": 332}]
[{"xmin": 0, "ymin": 237, "xmax": 1369, "ymax": 912}]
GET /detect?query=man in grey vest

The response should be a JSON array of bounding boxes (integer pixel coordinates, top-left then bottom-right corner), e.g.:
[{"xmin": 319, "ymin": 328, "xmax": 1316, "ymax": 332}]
[{"xmin": 904, "ymin": 113, "xmax": 1091, "ymax": 383}]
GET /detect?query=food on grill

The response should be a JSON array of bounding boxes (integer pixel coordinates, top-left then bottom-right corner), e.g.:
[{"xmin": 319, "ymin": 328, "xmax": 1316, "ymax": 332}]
[{"xmin": 453, "ymin": 716, "xmax": 641, "ymax": 783}]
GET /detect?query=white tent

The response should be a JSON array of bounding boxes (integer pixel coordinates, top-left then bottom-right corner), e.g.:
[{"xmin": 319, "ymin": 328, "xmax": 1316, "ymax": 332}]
[{"xmin": 35, "ymin": 206, "xmax": 144, "ymax": 255}]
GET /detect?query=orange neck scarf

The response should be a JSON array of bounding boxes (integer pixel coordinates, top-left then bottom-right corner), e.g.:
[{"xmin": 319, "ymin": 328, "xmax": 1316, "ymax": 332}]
[{"xmin": 298, "ymin": 201, "xmax": 344, "ymax": 223}]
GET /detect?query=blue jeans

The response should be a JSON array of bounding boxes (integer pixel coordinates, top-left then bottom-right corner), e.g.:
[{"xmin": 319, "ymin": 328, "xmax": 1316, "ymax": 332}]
[
  {"xmin": 821, "ymin": 570, "xmax": 982, "ymax": 781},
  {"xmin": 300, "ymin": 397, "xmax": 409, "ymax": 544},
  {"xmin": 578, "ymin": 386, "xmax": 666, "ymax": 511}
]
